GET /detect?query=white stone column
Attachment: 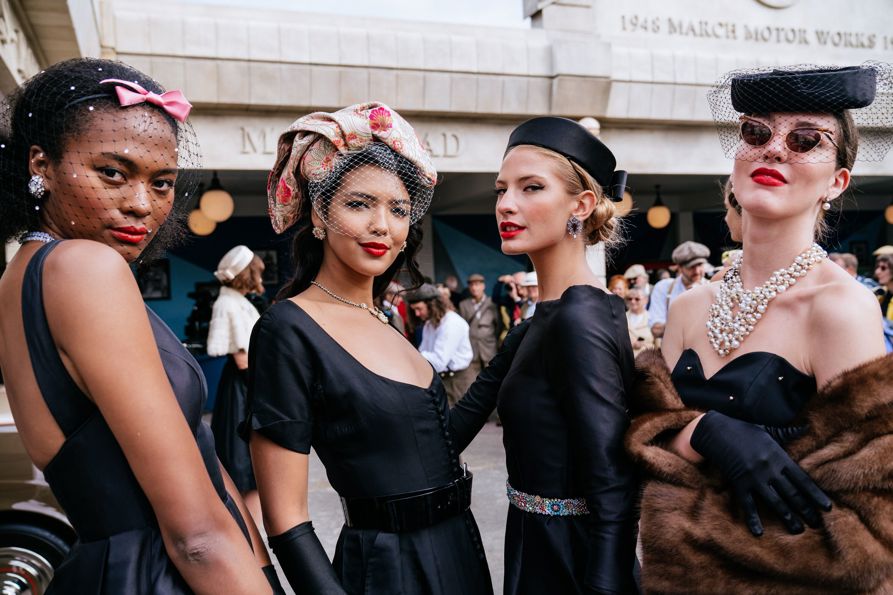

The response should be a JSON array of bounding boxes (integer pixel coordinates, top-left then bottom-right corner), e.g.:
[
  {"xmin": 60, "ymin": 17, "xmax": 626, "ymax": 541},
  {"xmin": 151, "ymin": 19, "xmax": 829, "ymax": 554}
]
[
  {"xmin": 586, "ymin": 242, "xmax": 607, "ymax": 287},
  {"xmin": 5, "ymin": 240, "xmax": 21, "ymax": 264}
]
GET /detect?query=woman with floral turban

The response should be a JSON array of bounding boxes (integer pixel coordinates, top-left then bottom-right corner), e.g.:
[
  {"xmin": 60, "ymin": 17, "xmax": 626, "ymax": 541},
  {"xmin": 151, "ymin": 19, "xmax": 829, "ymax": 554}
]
[{"xmin": 244, "ymin": 103, "xmax": 527, "ymax": 594}]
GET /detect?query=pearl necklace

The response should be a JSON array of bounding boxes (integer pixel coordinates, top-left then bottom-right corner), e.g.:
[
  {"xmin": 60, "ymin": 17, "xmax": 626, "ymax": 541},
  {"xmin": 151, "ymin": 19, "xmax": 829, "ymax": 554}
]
[
  {"xmin": 311, "ymin": 280, "xmax": 389, "ymax": 324},
  {"xmin": 707, "ymin": 243, "xmax": 827, "ymax": 357}
]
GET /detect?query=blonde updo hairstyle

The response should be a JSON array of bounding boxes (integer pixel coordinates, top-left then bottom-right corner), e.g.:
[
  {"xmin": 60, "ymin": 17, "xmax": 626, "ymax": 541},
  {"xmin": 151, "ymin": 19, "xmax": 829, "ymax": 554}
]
[{"xmin": 516, "ymin": 145, "xmax": 622, "ymax": 250}]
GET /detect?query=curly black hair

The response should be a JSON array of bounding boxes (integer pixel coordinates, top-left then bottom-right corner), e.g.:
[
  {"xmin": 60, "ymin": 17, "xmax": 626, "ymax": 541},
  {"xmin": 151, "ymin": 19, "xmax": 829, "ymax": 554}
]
[{"xmin": 0, "ymin": 57, "xmax": 199, "ymax": 264}]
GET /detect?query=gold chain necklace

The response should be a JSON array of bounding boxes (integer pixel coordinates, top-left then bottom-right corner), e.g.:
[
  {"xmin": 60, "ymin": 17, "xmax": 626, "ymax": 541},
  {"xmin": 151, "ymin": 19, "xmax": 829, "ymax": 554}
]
[{"xmin": 311, "ymin": 280, "xmax": 389, "ymax": 324}]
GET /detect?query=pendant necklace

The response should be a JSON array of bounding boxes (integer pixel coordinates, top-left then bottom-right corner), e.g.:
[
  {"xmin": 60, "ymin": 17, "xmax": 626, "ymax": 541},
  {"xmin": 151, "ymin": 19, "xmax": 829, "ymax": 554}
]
[
  {"xmin": 707, "ymin": 243, "xmax": 826, "ymax": 357},
  {"xmin": 311, "ymin": 280, "xmax": 389, "ymax": 324}
]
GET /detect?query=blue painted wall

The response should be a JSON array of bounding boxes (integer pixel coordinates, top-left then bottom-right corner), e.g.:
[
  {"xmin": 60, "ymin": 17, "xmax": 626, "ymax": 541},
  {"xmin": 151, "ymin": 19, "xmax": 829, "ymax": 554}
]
[{"xmin": 144, "ymin": 255, "xmax": 215, "ymax": 340}]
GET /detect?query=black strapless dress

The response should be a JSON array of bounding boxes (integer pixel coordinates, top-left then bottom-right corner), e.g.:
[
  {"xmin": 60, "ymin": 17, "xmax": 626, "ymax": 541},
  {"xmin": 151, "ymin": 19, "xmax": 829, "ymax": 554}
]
[
  {"xmin": 22, "ymin": 241, "xmax": 250, "ymax": 594},
  {"xmin": 671, "ymin": 348, "xmax": 816, "ymax": 425},
  {"xmin": 245, "ymin": 300, "xmax": 493, "ymax": 595}
]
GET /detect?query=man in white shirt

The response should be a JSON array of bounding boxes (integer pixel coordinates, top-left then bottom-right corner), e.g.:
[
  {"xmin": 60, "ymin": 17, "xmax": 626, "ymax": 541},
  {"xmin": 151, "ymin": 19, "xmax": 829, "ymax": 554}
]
[
  {"xmin": 407, "ymin": 283, "xmax": 473, "ymax": 406},
  {"xmin": 648, "ymin": 241, "xmax": 711, "ymax": 339}
]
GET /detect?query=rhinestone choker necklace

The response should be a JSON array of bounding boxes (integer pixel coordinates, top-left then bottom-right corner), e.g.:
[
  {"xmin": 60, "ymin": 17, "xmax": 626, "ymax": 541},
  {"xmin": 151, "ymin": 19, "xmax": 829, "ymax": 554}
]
[
  {"xmin": 707, "ymin": 243, "xmax": 827, "ymax": 357},
  {"xmin": 21, "ymin": 231, "xmax": 57, "ymax": 244},
  {"xmin": 311, "ymin": 280, "xmax": 388, "ymax": 324}
]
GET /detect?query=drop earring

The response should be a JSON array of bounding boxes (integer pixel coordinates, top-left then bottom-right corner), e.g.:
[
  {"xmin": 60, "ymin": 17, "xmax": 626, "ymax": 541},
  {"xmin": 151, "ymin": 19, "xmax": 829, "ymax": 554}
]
[
  {"xmin": 822, "ymin": 197, "xmax": 832, "ymax": 211},
  {"xmin": 28, "ymin": 175, "xmax": 46, "ymax": 200},
  {"xmin": 312, "ymin": 226, "xmax": 327, "ymax": 240},
  {"xmin": 400, "ymin": 241, "xmax": 407, "ymax": 252},
  {"xmin": 566, "ymin": 215, "xmax": 582, "ymax": 239}
]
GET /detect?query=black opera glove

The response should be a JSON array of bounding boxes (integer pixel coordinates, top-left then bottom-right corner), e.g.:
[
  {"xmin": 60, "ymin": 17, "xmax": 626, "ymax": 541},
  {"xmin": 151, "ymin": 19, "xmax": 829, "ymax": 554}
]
[
  {"xmin": 261, "ymin": 565, "xmax": 286, "ymax": 594},
  {"xmin": 760, "ymin": 423, "xmax": 808, "ymax": 446},
  {"xmin": 268, "ymin": 521, "xmax": 346, "ymax": 595},
  {"xmin": 690, "ymin": 411, "xmax": 831, "ymax": 537}
]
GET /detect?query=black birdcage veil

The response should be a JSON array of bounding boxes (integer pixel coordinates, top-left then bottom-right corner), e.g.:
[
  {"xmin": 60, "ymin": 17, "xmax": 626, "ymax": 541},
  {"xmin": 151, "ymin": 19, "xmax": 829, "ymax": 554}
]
[
  {"xmin": 0, "ymin": 58, "xmax": 201, "ymax": 265},
  {"xmin": 707, "ymin": 61, "xmax": 893, "ymax": 165},
  {"xmin": 305, "ymin": 142, "xmax": 435, "ymax": 240}
]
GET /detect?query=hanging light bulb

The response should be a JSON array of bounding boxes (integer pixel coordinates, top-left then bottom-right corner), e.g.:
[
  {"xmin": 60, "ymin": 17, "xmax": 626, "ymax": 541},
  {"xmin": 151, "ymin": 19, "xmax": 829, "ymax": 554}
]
[
  {"xmin": 615, "ymin": 190, "xmax": 634, "ymax": 217},
  {"xmin": 885, "ymin": 198, "xmax": 893, "ymax": 225},
  {"xmin": 188, "ymin": 209, "xmax": 216, "ymax": 236},
  {"xmin": 199, "ymin": 171, "xmax": 235, "ymax": 222},
  {"xmin": 646, "ymin": 184, "xmax": 671, "ymax": 229}
]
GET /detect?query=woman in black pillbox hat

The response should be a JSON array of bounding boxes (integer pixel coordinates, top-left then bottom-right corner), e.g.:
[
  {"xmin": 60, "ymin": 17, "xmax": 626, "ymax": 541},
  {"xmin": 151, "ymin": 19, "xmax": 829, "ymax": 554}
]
[
  {"xmin": 493, "ymin": 116, "xmax": 638, "ymax": 594},
  {"xmin": 627, "ymin": 62, "xmax": 893, "ymax": 592}
]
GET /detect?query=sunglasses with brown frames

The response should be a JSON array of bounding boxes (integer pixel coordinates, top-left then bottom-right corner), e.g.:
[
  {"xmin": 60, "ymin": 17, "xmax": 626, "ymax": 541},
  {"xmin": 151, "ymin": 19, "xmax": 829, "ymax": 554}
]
[{"xmin": 739, "ymin": 116, "xmax": 838, "ymax": 154}]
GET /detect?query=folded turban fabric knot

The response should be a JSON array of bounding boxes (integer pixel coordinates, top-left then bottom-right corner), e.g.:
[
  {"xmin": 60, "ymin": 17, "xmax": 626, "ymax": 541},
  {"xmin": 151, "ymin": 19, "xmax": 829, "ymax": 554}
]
[
  {"xmin": 215, "ymin": 245, "xmax": 254, "ymax": 283},
  {"xmin": 266, "ymin": 102, "xmax": 437, "ymax": 234}
]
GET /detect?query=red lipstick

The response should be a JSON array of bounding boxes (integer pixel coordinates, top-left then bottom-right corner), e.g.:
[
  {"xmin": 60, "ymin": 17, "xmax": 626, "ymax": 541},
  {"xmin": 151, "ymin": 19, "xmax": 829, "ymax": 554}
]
[
  {"xmin": 751, "ymin": 167, "xmax": 787, "ymax": 187},
  {"xmin": 110, "ymin": 225, "xmax": 148, "ymax": 245},
  {"xmin": 359, "ymin": 241, "xmax": 389, "ymax": 257},
  {"xmin": 499, "ymin": 221, "xmax": 526, "ymax": 240}
]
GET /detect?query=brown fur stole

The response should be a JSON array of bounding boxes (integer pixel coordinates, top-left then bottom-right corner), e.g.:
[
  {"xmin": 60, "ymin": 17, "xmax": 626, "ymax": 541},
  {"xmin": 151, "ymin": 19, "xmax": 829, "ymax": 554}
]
[{"xmin": 626, "ymin": 348, "xmax": 893, "ymax": 594}]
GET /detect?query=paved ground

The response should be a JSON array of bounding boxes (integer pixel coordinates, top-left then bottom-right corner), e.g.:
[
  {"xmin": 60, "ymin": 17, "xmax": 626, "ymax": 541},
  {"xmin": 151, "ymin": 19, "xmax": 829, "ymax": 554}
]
[{"xmin": 274, "ymin": 421, "xmax": 509, "ymax": 594}]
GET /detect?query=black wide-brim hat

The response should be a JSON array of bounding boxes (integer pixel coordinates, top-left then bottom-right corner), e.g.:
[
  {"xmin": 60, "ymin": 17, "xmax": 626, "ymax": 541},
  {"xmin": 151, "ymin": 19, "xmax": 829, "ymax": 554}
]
[
  {"xmin": 505, "ymin": 117, "xmax": 627, "ymax": 201},
  {"xmin": 708, "ymin": 61, "xmax": 893, "ymax": 163},
  {"xmin": 730, "ymin": 66, "xmax": 877, "ymax": 114}
]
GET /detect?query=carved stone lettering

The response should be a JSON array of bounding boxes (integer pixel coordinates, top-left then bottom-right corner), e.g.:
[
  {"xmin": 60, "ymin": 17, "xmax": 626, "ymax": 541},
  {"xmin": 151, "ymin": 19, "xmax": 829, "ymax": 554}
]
[
  {"xmin": 240, "ymin": 126, "xmax": 278, "ymax": 155},
  {"xmin": 619, "ymin": 13, "xmax": 888, "ymax": 51},
  {"xmin": 419, "ymin": 131, "xmax": 462, "ymax": 158}
]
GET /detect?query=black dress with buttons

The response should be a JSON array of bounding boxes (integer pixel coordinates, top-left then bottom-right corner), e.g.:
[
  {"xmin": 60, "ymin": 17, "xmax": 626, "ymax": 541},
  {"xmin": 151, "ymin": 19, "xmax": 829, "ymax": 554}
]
[
  {"xmin": 498, "ymin": 286, "xmax": 639, "ymax": 595},
  {"xmin": 245, "ymin": 300, "xmax": 495, "ymax": 595}
]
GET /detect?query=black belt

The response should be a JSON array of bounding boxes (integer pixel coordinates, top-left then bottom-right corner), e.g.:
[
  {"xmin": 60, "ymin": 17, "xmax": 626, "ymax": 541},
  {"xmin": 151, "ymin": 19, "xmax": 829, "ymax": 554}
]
[{"xmin": 340, "ymin": 470, "xmax": 473, "ymax": 533}]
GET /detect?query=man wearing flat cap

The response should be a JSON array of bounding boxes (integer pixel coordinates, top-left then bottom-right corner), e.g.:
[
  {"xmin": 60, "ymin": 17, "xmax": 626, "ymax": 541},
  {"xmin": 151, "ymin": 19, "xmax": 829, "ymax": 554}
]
[
  {"xmin": 648, "ymin": 241, "xmax": 711, "ymax": 339},
  {"xmin": 624, "ymin": 264, "xmax": 652, "ymax": 299},
  {"xmin": 456, "ymin": 274, "xmax": 503, "ymax": 397},
  {"xmin": 407, "ymin": 283, "xmax": 473, "ymax": 406}
]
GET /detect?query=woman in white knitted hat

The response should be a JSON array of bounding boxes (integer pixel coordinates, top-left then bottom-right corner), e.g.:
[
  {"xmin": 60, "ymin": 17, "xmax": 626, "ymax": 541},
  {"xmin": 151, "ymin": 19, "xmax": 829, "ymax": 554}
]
[{"xmin": 208, "ymin": 245, "xmax": 265, "ymax": 523}]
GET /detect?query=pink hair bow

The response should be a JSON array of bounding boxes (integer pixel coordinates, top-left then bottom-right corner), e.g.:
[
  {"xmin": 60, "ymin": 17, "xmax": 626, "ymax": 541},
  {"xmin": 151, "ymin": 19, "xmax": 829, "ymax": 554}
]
[{"xmin": 100, "ymin": 78, "xmax": 192, "ymax": 122}]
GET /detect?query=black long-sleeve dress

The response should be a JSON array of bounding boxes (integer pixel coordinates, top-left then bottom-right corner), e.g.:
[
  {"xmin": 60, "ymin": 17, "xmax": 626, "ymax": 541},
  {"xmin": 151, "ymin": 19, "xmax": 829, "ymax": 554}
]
[
  {"xmin": 245, "ymin": 300, "xmax": 509, "ymax": 595},
  {"xmin": 497, "ymin": 285, "xmax": 638, "ymax": 594}
]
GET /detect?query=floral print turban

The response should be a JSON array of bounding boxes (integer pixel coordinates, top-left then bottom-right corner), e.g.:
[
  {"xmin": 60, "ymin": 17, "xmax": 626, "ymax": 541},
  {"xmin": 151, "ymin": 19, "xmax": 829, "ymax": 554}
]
[{"xmin": 266, "ymin": 102, "xmax": 437, "ymax": 234}]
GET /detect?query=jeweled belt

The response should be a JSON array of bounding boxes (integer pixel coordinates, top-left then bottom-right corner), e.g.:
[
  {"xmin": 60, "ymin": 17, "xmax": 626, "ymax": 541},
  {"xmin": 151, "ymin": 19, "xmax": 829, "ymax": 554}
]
[{"xmin": 506, "ymin": 481, "xmax": 590, "ymax": 516}]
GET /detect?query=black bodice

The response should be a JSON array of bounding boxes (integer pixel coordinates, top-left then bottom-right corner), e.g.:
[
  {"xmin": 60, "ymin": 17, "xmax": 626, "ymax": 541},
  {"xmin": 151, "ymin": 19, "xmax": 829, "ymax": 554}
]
[{"xmin": 671, "ymin": 348, "xmax": 816, "ymax": 426}]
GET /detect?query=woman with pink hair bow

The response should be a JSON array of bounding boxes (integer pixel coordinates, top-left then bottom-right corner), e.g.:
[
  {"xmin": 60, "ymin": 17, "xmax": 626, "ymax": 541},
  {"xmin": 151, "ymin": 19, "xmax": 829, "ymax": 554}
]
[{"xmin": 0, "ymin": 58, "xmax": 278, "ymax": 593}]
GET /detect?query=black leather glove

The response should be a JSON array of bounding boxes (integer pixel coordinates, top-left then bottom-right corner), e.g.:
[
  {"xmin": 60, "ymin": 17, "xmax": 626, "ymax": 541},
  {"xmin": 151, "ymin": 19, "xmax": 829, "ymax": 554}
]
[
  {"xmin": 262, "ymin": 565, "xmax": 286, "ymax": 594},
  {"xmin": 691, "ymin": 411, "xmax": 831, "ymax": 537},
  {"xmin": 268, "ymin": 521, "xmax": 346, "ymax": 594}
]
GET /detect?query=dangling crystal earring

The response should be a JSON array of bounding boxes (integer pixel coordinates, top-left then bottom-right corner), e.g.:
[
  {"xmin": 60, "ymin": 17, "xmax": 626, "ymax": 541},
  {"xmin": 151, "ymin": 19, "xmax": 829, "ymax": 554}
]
[
  {"xmin": 312, "ymin": 226, "xmax": 327, "ymax": 240},
  {"xmin": 400, "ymin": 241, "xmax": 407, "ymax": 252},
  {"xmin": 566, "ymin": 215, "xmax": 583, "ymax": 239},
  {"xmin": 28, "ymin": 175, "xmax": 46, "ymax": 200}
]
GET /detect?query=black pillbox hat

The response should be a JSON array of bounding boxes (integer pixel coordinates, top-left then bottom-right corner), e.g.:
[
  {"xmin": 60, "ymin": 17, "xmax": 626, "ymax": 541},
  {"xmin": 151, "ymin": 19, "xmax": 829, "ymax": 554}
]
[
  {"xmin": 730, "ymin": 66, "xmax": 877, "ymax": 114},
  {"xmin": 505, "ymin": 117, "xmax": 627, "ymax": 201}
]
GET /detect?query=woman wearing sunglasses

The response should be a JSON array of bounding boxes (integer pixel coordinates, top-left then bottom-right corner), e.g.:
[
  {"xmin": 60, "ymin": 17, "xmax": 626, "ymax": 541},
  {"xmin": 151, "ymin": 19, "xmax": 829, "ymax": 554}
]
[{"xmin": 626, "ymin": 63, "xmax": 893, "ymax": 592}]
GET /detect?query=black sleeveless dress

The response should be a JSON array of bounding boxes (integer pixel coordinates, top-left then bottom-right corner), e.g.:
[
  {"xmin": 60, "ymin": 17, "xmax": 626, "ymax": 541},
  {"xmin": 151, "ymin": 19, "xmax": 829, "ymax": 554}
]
[
  {"xmin": 671, "ymin": 348, "xmax": 815, "ymax": 426},
  {"xmin": 497, "ymin": 286, "xmax": 639, "ymax": 595},
  {"xmin": 244, "ymin": 300, "xmax": 493, "ymax": 595},
  {"xmin": 22, "ymin": 241, "xmax": 250, "ymax": 594}
]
